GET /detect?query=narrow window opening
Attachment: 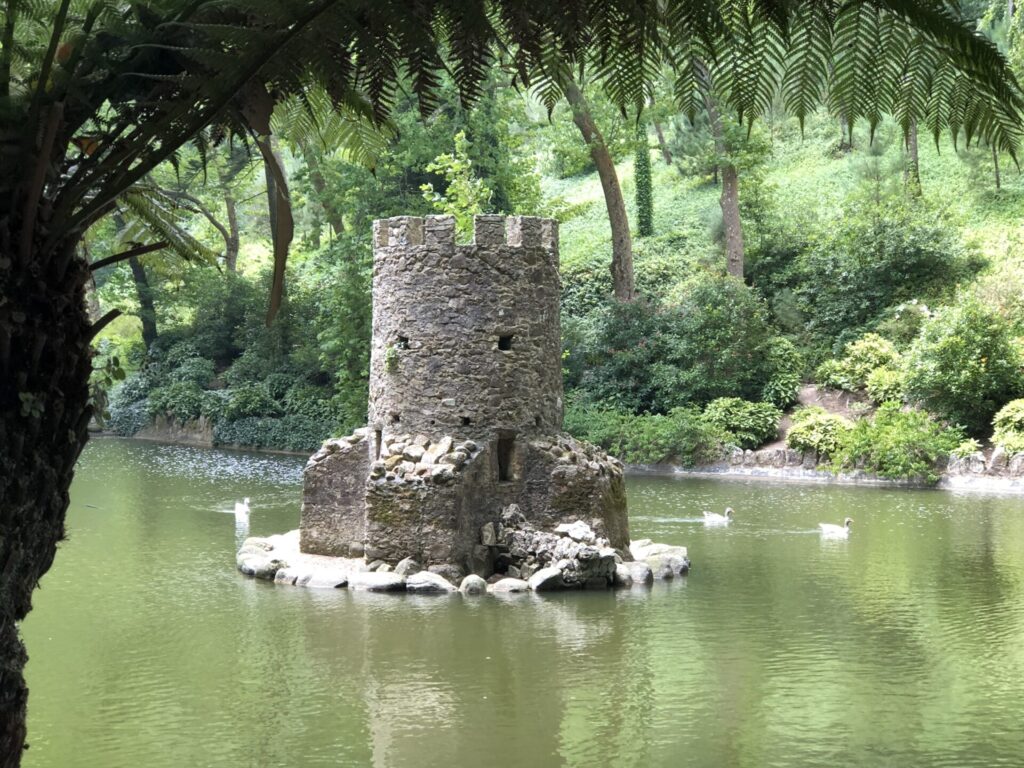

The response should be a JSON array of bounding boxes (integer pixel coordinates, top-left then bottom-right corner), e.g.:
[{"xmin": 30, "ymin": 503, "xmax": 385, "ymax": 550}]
[
  {"xmin": 374, "ymin": 430, "xmax": 383, "ymax": 459},
  {"xmin": 498, "ymin": 335, "xmax": 513, "ymax": 351},
  {"xmin": 461, "ymin": 416, "xmax": 472, "ymax": 426},
  {"xmin": 497, "ymin": 434, "xmax": 516, "ymax": 482},
  {"xmin": 390, "ymin": 412, "xmax": 401, "ymax": 425},
  {"xmin": 535, "ymin": 415, "xmax": 542, "ymax": 428},
  {"xmin": 396, "ymin": 335, "xmax": 409, "ymax": 349}
]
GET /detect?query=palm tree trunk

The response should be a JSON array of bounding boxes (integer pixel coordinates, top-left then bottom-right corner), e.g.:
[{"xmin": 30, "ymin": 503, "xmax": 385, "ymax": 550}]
[
  {"xmin": 700, "ymin": 81, "xmax": 744, "ymax": 278},
  {"xmin": 561, "ymin": 76, "xmax": 636, "ymax": 302},
  {"xmin": 905, "ymin": 119, "xmax": 921, "ymax": 193},
  {"xmin": 653, "ymin": 120, "xmax": 673, "ymax": 165},
  {"xmin": 128, "ymin": 255, "xmax": 158, "ymax": 349},
  {"xmin": 0, "ymin": 231, "xmax": 93, "ymax": 767},
  {"xmin": 993, "ymin": 145, "xmax": 1001, "ymax": 190},
  {"xmin": 224, "ymin": 189, "xmax": 239, "ymax": 273}
]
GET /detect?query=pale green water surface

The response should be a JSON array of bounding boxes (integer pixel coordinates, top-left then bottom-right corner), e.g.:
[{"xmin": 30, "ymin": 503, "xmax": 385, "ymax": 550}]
[{"xmin": 22, "ymin": 438, "xmax": 1024, "ymax": 767}]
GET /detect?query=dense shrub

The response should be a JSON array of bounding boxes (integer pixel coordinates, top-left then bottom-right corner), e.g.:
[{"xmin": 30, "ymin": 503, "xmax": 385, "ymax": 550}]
[
  {"xmin": 903, "ymin": 299, "xmax": 1024, "ymax": 435},
  {"xmin": 832, "ymin": 403, "xmax": 960, "ymax": 483},
  {"xmin": 564, "ymin": 401, "xmax": 727, "ymax": 466},
  {"xmin": 148, "ymin": 382, "xmax": 205, "ymax": 423},
  {"xmin": 107, "ymin": 399, "xmax": 150, "ymax": 437},
  {"xmin": 703, "ymin": 398, "xmax": 781, "ymax": 449},
  {"xmin": 164, "ymin": 356, "xmax": 216, "ymax": 388},
  {"xmin": 785, "ymin": 407, "xmax": 853, "ymax": 457},
  {"xmin": 223, "ymin": 384, "xmax": 281, "ymax": 421},
  {"xmin": 760, "ymin": 336, "xmax": 804, "ymax": 408},
  {"xmin": 578, "ymin": 275, "xmax": 778, "ymax": 413},
  {"xmin": 865, "ymin": 367, "xmax": 904, "ymax": 405},
  {"xmin": 797, "ymin": 202, "xmax": 970, "ymax": 342},
  {"xmin": 212, "ymin": 415, "xmax": 331, "ymax": 453},
  {"xmin": 992, "ymin": 399, "xmax": 1024, "ymax": 454},
  {"xmin": 817, "ymin": 333, "xmax": 900, "ymax": 391}
]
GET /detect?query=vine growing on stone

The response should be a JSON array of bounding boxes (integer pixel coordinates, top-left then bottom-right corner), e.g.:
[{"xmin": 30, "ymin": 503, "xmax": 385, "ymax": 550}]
[{"xmin": 634, "ymin": 125, "xmax": 654, "ymax": 237}]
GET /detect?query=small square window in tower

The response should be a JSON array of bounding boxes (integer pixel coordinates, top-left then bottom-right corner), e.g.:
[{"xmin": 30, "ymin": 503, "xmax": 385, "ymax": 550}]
[
  {"xmin": 497, "ymin": 434, "xmax": 516, "ymax": 482},
  {"xmin": 498, "ymin": 335, "xmax": 513, "ymax": 351}
]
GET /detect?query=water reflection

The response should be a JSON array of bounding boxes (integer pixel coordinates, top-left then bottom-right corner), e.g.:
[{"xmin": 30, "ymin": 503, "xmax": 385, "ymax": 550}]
[{"xmin": 21, "ymin": 441, "xmax": 1024, "ymax": 767}]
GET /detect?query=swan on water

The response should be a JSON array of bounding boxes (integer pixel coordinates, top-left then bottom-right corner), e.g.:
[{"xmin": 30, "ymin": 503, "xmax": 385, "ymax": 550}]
[
  {"xmin": 234, "ymin": 498, "xmax": 251, "ymax": 520},
  {"xmin": 703, "ymin": 507, "xmax": 733, "ymax": 524},
  {"xmin": 819, "ymin": 517, "xmax": 852, "ymax": 537}
]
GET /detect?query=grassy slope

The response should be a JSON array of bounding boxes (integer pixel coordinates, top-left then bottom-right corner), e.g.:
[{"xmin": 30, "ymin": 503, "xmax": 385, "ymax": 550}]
[{"xmin": 545, "ymin": 109, "xmax": 1024, "ymax": 305}]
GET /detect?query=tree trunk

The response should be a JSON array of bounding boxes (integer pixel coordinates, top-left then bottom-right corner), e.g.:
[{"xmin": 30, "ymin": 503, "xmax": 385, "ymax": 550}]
[
  {"xmin": 653, "ymin": 120, "xmax": 673, "ymax": 165},
  {"xmin": 561, "ymin": 77, "xmax": 636, "ymax": 302},
  {"xmin": 993, "ymin": 145, "xmax": 1001, "ymax": 191},
  {"xmin": 224, "ymin": 189, "xmax": 240, "ymax": 273},
  {"xmin": 701, "ymin": 83, "xmax": 745, "ymax": 278},
  {"xmin": 128, "ymin": 255, "xmax": 158, "ymax": 349},
  {"xmin": 905, "ymin": 119, "xmax": 921, "ymax": 194},
  {"xmin": 302, "ymin": 144, "xmax": 345, "ymax": 237},
  {"xmin": 0, "ymin": 232, "xmax": 94, "ymax": 767}
]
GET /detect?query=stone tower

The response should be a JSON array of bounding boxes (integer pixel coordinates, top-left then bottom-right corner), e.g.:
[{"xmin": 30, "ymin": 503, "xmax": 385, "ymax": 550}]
[{"xmin": 300, "ymin": 214, "xmax": 629, "ymax": 579}]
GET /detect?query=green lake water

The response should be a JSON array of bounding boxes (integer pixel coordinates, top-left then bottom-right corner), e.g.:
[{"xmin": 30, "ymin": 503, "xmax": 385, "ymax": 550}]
[{"xmin": 22, "ymin": 437, "xmax": 1024, "ymax": 767}]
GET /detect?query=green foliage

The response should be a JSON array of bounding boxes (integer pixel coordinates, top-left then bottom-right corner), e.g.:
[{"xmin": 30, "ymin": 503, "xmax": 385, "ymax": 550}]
[
  {"xmin": 577, "ymin": 275, "xmax": 778, "ymax": 413},
  {"xmin": 903, "ymin": 299, "xmax": 1024, "ymax": 435},
  {"xmin": 634, "ymin": 127, "xmax": 654, "ymax": 237},
  {"xmin": 107, "ymin": 400, "xmax": 151, "ymax": 438},
  {"xmin": 213, "ymin": 416, "xmax": 331, "ymax": 453},
  {"xmin": 420, "ymin": 131, "xmax": 492, "ymax": 237},
  {"xmin": 761, "ymin": 337, "xmax": 804, "ymax": 408},
  {"xmin": 148, "ymin": 382, "xmax": 206, "ymax": 424},
  {"xmin": 992, "ymin": 399, "xmax": 1024, "ymax": 454},
  {"xmin": 223, "ymin": 384, "xmax": 281, "ymax": 421},
  {"xmin": 818, "ymin": 333, "xmax": 900, "ymax": 391},
  {"xmin": 797, "ymin": 202, "xmax": 972, "ymax": 344},
  {"xmin": 786, "ymin": 407, "xmax": 853, "ymax": 457},
  {"xmin": 703, "ymin": 398, "xmax": 781, "ymax": 449},
  {"xmin": 832, "ymin": 403, "xmax": 961, "ymax": 483},
  {"xmin": 865, "ymin": 367, "xmax": 904, "ymax": 405},
  {"xmin": 564, "ymin": 401, "xmax": 727, "ymax": 467},
  {"xmin": 165, "ymin": 356, "xmax": 216, "ymax": 388},
  {"xmin": 951, "ymin": 438, "xmax": 983, "ymax": 458}
]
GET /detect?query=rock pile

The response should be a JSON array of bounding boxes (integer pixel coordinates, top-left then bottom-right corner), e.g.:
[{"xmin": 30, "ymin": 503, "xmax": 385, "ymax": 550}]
[{"xmin": 237, "ymin": 512, "xmax": 690, "ymax": 595}]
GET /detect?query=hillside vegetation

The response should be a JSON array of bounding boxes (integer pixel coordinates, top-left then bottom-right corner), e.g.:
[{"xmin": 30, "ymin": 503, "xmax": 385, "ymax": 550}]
[{"xmin": 96, "ymin": 83, "xmax": 1024, "ymax": 480}]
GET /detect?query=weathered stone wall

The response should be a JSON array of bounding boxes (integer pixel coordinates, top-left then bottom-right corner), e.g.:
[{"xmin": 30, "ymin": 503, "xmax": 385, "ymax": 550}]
[
  {"xmin": 368, "ymin": 214, "xmax": 563, "ymax": 443},
  {"xmin": 300, "ymin": 429, "xmax": 372, "ymax": 556}
]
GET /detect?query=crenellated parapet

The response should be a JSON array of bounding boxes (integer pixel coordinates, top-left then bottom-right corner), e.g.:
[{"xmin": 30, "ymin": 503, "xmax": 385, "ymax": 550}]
[{"xmin": 367, "ymin": 214, "xmax": 563, "ymax": 444}]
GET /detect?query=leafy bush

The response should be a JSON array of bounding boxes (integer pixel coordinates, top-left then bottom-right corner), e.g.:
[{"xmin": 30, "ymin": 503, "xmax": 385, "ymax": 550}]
[
  {"xmin": 992, "ymin": 399, "xmax": 1024, "ymax": 454},
  {"xmin": 703, "ymin": 398, "xmax": 781, "ymax": 449},
  {"xmin": 107, "ymin": 399, "xmax": 150, "ymax": 437},
  {"xmin": 564, "ymin": 401, "xmax": 727, "ymax": 466},
  {"xmin": 951, "ymin": 438, "xmax": 983, "ymax": 458},
  {"xmin": 832, "ymin": 403, "xmax": 960, "ymax": 483},
  {"xmin": 112, "ymin": 372, "xmax": 152, "ymax": 406},
  {"xmin": 817, "ymin": 333, "xmax": 900, "ymax": 391},
  {"xmin": 213, "ymin": 415, "xmax": 331, "ymax": 453},
  {"xmin": 865, "ymin": 366, "xmax": 904, "ymax": 405},
  {"xmin": 223, "ymin": 384, "xmax": 281, "ymax": 421},
  {"xmin": 903, "ymin": 299, "xmax": 1024, "ymax": 435},
  {"xmin": 263, "ymin": 372, "xmax": 295, "ymax": 401},
  {"xmin": 761, "ymin": 336, "xmax": 804, "ymax": 408},
  {"xmin": 164, "ymin": 356, "xmax": 215, "ymax": 388},
  {"xmin": 577, "ymin": 275, "xmax": 778, "ymax": 413},
  {"xmin": 147, "ymin": 382, "xmax": 205, "ymax": 423},
  {"xmin": 785, "ymin": 407, "xmax": 853, "ymax": 457},
  {"xmin": 797, "ymin": 201, "xmax": 970, "ymax": 342}
]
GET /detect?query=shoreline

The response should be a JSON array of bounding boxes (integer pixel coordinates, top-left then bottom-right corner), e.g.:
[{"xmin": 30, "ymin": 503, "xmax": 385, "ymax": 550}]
[{"xmin": 628, "ymin": 459, "xmax": 1024, "ymax": 495}]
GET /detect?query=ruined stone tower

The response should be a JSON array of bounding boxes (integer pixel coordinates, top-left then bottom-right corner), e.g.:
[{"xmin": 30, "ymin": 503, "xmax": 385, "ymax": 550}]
[{"xmin": 300, "ymin": 214, "xmax": 629, "ymax": 579}]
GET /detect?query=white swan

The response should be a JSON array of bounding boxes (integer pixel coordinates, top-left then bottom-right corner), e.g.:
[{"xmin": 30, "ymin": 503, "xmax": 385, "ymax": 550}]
[
  {"xmin": 819, "ymin": 517, "xmax": 853, "ymax": 538},
  {"xmin": 703, "ymin": 507, "xmax": 733, "ymax": 525},
  {"xmin": 234, "ymin": 498, "xmax": 251, "ymax": 521}
]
